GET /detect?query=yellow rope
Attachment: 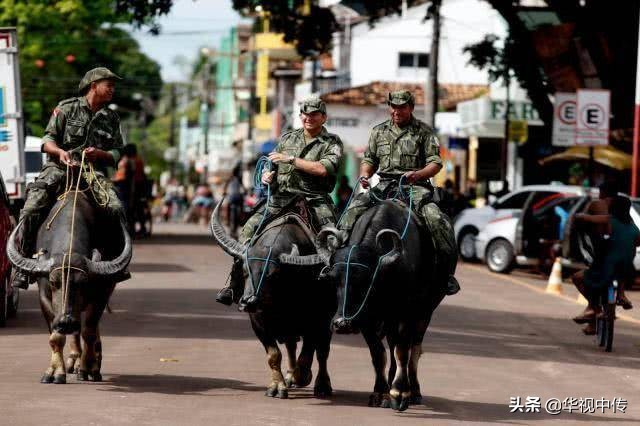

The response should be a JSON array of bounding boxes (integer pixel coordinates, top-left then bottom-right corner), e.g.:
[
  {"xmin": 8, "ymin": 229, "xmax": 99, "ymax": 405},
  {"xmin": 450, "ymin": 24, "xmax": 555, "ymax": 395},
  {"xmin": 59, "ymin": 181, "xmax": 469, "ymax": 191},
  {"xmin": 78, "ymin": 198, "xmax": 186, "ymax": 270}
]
[
  {"xmin": 45, "ymin": 150, "xmax": 110, "ymax": 314},
  {"xmin": 62, "ymin": 151, "xmax": 87, "ymax": 312}
]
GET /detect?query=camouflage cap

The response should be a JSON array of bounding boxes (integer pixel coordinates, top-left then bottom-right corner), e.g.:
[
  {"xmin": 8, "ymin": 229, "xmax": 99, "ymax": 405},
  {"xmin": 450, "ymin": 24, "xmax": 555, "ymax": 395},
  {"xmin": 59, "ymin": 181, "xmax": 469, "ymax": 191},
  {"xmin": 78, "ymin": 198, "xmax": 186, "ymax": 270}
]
[
  {"xmin": 78, "ymin": 67, "xmax": 122, "ymax": 93},
  {"xmin": 388, "ymin": 90, "xmax": 415, "ymax": 106},
  {"xmin": 300, "ymin": 97, "xmax": 326, "ymax": 114}
]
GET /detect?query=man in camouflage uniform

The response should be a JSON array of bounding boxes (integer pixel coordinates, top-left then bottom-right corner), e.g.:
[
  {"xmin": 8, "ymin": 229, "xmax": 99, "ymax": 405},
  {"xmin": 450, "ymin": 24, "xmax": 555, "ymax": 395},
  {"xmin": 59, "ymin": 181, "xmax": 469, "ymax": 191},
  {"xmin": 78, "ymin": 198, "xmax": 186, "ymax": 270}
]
[
  {"xmin": 216, "ymin": 97, "xmax": 344, "ymax": 305},
  {"xmin": 12, "ymin": 67, "xmax": 125, "ymax": 289},
  {"xmin": 339, "ymin": 90, "xmax": 459, "ymax": 295}
]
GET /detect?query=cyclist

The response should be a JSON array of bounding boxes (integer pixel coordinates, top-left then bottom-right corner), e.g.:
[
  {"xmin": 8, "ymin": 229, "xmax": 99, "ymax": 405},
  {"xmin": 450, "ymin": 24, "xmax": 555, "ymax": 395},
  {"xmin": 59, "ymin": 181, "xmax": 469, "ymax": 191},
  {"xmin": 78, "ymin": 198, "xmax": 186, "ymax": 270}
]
[{"xmin": 572, "ymin": 195, "xmax": 639, "ymax": 334}]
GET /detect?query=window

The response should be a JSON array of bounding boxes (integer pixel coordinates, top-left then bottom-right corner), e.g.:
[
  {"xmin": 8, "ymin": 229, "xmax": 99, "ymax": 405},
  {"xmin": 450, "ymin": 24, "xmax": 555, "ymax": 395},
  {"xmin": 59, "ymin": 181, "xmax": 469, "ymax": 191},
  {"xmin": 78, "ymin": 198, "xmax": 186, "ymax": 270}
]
[
  {"xmin": 25, "ymin": 151, "xmax": 43, "ymax": 174},
  {"xmin": 398, "ymin": 52, "xmax": 429, "ymax": 68},
  {"xmin": 494, "ymin": 191, "xmax": 531, "ymax": 210}
]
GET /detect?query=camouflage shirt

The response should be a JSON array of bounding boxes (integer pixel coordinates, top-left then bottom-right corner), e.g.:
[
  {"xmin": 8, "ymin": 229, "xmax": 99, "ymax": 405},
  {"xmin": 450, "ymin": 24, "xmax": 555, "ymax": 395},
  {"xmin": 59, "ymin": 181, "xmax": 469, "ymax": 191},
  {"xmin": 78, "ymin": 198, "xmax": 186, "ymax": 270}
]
[
  {"xmin": 362, "ymin": 116, "xmax": 442, "ymax": 177},
  {"xmin": 42, "ymin": 96, "xmax": 124, "ymax": 174},
  {"xmin": 274, "ymin": 127, "xmax": 343, "ymax": 196}
]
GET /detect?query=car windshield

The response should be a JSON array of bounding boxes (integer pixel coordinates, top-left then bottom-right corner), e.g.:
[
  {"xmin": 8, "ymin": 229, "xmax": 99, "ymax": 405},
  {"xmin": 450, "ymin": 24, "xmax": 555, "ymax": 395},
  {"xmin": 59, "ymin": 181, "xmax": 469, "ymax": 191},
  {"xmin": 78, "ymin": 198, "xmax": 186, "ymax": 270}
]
[{"xmin": 632, "ymin": 200, "xmax": 640, "ymax": 216}]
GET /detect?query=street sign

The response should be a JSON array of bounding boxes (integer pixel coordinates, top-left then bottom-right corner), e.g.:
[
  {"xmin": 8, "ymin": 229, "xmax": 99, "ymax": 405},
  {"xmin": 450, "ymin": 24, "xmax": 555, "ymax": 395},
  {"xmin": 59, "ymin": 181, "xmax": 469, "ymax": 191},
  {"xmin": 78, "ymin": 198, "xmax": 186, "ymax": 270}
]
[
  {"xmin": 552, "ymin": 92, "xmax": 577, "ymax": 146},
  {"xmin": 576, "ymin": 89, "xmax": 610, "ymax": 146},
  {"xmin": 508, "ymin": 120, "xmax": 528, "ymax": 144}
]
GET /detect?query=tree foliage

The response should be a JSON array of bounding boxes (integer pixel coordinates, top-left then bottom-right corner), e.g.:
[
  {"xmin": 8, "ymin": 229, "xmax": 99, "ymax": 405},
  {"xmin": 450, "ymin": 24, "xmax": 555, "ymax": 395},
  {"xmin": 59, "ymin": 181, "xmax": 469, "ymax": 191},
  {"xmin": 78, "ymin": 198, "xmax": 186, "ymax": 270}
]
[
  {"xmin": 0, "ymin": 0, "xmax": 169, "ymax": 135},
  {"xmin": 232, "ymin": 1, "xmax": 340, "ymax": 54}
]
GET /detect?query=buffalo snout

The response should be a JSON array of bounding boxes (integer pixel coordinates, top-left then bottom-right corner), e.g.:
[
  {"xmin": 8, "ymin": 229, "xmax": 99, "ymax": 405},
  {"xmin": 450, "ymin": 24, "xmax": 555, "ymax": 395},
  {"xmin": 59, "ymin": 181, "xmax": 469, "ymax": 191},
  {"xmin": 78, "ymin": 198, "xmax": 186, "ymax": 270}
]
[
  {"xmin": 333, "ymin": 317, "xmax": 359, "ymax": 334},
  {"xmin": 239, "ymin": 295, "xmax": 258, "ymax": 313},
  {"xmin": 52, "ymin": 314, "xmax": 80, "ymax": 335}
]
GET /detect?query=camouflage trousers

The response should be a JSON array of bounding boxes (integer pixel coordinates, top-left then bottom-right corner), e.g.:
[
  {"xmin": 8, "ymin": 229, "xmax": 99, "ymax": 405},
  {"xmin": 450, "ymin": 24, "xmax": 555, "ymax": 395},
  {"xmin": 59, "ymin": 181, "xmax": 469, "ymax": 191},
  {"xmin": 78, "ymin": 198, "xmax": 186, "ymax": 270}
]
[
  {"xmin": 239, "ymin": 192, "xmax": 337, "ymax": 244},
  {"xmin": 338, "ymin": 179, "xmax": 457, "ymax": 279},
  {"xmin": 19, "ymin": 163, "xmax": 123, "ymax": 254}
]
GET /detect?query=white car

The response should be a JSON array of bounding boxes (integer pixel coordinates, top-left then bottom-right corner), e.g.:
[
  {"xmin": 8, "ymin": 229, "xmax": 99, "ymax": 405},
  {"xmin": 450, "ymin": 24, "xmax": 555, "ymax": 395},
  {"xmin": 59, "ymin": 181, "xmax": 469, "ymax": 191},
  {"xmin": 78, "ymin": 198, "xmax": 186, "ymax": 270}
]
[
  {"xmin": 453, "ymin": 185, "xmax": 590, "ymax": 261},
  {"xmin": 476, "ymin": 192, "xmax": 640, "ymax": 274}
]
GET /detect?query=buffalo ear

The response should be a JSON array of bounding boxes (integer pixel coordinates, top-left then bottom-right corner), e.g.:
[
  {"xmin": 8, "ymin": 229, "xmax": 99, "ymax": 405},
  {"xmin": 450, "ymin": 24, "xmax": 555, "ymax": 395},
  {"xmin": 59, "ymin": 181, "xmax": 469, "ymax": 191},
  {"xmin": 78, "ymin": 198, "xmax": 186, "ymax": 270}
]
[{"xmin": 375, "ymin": 229, "xmax": 403, "ymax": 268}]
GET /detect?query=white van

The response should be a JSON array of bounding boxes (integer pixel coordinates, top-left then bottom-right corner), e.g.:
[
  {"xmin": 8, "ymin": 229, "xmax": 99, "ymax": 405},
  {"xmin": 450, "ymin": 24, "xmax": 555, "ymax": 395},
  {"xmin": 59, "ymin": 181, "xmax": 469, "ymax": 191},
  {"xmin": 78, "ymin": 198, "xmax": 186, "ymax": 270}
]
[{"xmin": 24, "ymin": 135, "xmax": 46, "ymax": 185}]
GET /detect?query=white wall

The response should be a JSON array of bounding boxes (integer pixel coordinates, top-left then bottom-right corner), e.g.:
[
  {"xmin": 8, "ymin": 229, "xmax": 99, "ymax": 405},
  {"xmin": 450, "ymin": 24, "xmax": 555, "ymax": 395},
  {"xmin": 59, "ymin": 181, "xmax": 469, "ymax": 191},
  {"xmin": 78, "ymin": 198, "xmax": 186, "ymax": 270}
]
[{"xmin": 349, "ymin": 0, "xmax": 506, "ymax": 87}]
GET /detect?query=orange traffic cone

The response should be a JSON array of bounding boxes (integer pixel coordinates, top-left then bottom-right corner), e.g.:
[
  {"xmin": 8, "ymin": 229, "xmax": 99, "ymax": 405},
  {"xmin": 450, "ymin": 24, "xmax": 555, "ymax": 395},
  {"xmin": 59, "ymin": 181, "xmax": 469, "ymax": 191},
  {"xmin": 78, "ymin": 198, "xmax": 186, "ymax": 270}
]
[{"xmin": 546, "ymin": 257, "xmax": 564, "ymax": 295}]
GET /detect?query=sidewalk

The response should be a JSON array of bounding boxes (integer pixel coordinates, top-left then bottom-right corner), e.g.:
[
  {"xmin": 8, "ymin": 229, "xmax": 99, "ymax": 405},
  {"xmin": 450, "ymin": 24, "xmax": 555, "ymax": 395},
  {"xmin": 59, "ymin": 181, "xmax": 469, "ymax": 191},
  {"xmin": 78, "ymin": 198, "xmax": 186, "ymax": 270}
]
[{"xmin": 465, "ymin": 263, "xmax": 640, "ymax": 325}]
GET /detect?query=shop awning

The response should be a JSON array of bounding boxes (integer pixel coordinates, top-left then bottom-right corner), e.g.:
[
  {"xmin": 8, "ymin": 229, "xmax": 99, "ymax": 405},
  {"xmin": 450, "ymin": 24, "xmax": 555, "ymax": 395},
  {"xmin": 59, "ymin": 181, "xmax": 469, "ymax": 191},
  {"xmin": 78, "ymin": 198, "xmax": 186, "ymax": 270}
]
[{"xmin": 539, "ymin": 145, "xmax": 632, "ymax": 170}]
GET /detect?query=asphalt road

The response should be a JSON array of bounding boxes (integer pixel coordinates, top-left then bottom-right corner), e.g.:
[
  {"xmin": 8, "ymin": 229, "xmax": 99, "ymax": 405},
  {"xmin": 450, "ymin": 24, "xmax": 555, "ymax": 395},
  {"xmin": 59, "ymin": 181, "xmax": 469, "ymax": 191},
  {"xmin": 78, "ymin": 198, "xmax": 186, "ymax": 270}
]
[{"xmin": 2, "ymin": 223, "xmax": 640, "ymax": 425}]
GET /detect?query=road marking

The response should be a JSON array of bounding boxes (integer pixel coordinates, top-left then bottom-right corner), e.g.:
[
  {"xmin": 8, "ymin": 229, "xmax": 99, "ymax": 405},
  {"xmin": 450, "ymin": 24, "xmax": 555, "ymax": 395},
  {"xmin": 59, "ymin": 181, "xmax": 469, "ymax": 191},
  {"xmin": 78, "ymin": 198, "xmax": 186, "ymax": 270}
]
[{"xmin": 465, "ymin": 264, "xmax": 640, "ymax": 327}]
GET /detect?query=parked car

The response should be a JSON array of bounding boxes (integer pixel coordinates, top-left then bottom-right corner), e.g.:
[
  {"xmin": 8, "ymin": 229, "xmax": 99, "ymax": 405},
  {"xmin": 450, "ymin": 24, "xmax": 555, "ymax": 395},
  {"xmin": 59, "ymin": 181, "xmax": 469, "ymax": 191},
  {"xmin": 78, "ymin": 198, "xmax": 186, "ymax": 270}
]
[
  {"xmin": 453, "ymin": 184, "xmax": 591, "ymax": 261},
  {"xmin": 476, "ymin": 190, "xmax": 640, "ymax": 274},
  {"xmin": 0, "ymin": 172, "xmax": 18, "ymax": 327}
]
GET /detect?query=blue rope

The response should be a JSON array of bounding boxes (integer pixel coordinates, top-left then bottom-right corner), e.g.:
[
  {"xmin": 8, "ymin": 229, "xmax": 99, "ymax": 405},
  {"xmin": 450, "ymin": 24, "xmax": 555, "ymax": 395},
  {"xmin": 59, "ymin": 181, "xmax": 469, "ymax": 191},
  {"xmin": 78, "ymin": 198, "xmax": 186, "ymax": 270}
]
[
  {"xmin": 339, "ymin": 174, "xmax": 415, "ymax": 321},
  {"xmin": 242, "ymin": 156, "xmax": 275, "ymax": 298}
]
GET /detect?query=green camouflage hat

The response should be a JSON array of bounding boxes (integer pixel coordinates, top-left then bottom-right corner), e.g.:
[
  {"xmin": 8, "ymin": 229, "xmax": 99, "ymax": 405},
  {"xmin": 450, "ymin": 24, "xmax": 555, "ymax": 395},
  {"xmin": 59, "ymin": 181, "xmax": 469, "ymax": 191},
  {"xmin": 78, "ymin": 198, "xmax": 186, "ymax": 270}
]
[
  {"xmin": 78, "ymin": 67, "xmax": 122, "ymax": 93},
  {"xmin": 300, "ymin": 96, "xmax": 326, "ymax": 114},
  {"xmin": 388, "ymin": 90, "xmax": 415, "ymax": 106}
]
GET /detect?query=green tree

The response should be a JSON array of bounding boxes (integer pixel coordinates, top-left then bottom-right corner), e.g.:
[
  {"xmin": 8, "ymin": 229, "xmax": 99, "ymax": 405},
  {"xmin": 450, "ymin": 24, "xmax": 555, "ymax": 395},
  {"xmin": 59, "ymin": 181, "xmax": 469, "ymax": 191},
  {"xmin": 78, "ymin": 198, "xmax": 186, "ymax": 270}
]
[{"xmin": 0, "ymin": 0, "xmax": 168, "ymax": 135}]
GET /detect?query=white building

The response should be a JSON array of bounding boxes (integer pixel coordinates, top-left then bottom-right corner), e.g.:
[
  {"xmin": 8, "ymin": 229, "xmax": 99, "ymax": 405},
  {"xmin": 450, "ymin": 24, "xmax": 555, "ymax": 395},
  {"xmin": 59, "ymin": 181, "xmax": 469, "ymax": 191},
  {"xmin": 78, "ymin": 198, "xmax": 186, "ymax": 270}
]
[{"xmin": 347, "ymin": 0, "xmax": 504, "ymax": 87}]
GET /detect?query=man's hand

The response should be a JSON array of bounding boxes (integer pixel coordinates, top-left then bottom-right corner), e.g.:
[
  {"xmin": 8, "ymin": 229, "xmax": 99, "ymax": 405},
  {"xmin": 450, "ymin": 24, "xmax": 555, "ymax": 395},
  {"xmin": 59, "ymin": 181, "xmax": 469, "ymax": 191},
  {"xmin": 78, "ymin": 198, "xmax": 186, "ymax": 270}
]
[
  {"xmin": 403, "ymin": 171, "xmax": 419, "ymax": 184},
  {"xmin": 84, "ymin": 147, "xmax": 108, "ymax": 163},
  {"xmin": 268, "ymin": 152, "xmax": 294, "ymax": 164},
  {"xmin": 58, "ymin": 150, "xmax": 78, "ymax": 167},
  {"xmin": 358, "ymin": 175, "xmax": 370, "ymax": 189},
  {"xmin": 261, "ymin": 171, "xmax": 275, "ymax": 185}
]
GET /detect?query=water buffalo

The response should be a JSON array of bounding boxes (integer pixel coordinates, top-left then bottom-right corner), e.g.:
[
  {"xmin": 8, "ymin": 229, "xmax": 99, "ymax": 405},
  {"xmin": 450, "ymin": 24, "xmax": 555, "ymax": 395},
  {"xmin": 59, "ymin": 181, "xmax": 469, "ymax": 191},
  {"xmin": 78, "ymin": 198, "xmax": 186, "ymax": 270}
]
[
  {"xmin": 210, "ymin": 200, "xmax": 336, "ymax": 398},
  {"xmin": 283, "ymin": 199, "xmax": 446, "ymax": 411},
  {"xmin": 7, "ymin": 191, "xmax": 131, "ymax": 384}
]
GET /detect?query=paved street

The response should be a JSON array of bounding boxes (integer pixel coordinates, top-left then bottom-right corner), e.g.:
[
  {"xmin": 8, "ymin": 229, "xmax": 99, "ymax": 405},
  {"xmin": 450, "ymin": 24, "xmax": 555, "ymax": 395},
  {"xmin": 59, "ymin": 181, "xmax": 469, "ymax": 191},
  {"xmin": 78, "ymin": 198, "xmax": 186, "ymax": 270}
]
[{"xmin": 2, "ymin": 223, "xmax": 640, "ymax": 425}]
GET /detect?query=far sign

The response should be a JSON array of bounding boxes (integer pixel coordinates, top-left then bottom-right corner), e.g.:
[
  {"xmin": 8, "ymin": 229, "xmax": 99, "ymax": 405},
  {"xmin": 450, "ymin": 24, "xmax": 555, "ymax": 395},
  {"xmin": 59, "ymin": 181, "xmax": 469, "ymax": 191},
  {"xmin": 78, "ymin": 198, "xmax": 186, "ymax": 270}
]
[
  {"xmin": 552, "ymin": 92, "xmax": 577, "ymax": 147},
  {"xmin": 576, "ymin": 89, "xmax": 610, "ymax": 146}
]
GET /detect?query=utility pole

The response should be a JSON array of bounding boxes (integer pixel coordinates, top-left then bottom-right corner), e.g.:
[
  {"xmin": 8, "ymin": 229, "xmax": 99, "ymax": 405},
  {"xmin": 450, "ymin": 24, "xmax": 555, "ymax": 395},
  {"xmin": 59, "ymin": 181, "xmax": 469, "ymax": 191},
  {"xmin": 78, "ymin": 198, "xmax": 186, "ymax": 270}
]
[
  {"xmin": 425, "ymin": 0, "xmax": 441, "ymax": 127},
  {"xmin": 202, "ymin": 61, "xmax": 211, "ymax": 184},
  {"xmin": 502, "ymin": 69, "xmax": 511, "ymax": 181},
  {"xmin": 168, "ymin": 83, "xmax": 177, "ymax": 178}
]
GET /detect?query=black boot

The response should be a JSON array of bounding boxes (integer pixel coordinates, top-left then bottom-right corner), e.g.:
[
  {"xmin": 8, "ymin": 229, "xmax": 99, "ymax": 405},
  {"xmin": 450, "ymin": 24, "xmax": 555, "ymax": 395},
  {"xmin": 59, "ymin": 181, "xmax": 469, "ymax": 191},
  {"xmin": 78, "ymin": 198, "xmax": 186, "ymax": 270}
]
[
  {"xmin": 11, "ymin": 216, "xmax": 37, "ymax": 289},
  {"xmin": 446, "ymin": 275, "xmax": 460, "ymax": 296},
  {"xmin": 11, "ymin": 271, "xmax": 30, "ymax": 290},
  {"xmin": 216, "ymin": 259, "xmax": 245, "ymax": 305}
]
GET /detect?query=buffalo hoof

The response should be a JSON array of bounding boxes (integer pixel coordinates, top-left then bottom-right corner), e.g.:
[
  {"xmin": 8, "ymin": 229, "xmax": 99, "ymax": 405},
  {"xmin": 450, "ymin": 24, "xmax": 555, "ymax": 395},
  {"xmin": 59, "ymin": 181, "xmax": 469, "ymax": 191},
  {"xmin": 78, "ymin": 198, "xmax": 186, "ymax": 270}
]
[
  {"xmin": 293, "ymin": 368, "xmax": 313, "ymax": 388},
  {"xmin": 40, "ymin": 374, "xmax": 54, "ymax": 384},
  {"xmin": 368, "ymin": 393, "xmax": 391, "ymax": 408},
  {"xmin": 409, "ymin": 394, "xmax": 423, "ymax": 405},
  {"xmin": 77, "ymin": 371, "xmax": 89, "ymax": 381},
  {"xmin": 90, "ymin": 372, "xmax": 102, "ymax": 382},
  {"xmin": 313, "ymin": 384, "xmax": 333, "ymax": 398},
  {"xmin": 265, "ymin": 385, "xmax": 278, "ymax": 398},
  {"xmin": 284, "ymin": 375, "xmax": 295, "ymax": 389},
  {"xmin": 390, "ymin": 395, "xmax": 410, "ymax": 412},
  {"xmin": 380, "ymin": 396, "xmax": 391, "ymax": 409},
  {"xmin": 53, "ymin": 374, "xmax": 66, "ymax": 385}
]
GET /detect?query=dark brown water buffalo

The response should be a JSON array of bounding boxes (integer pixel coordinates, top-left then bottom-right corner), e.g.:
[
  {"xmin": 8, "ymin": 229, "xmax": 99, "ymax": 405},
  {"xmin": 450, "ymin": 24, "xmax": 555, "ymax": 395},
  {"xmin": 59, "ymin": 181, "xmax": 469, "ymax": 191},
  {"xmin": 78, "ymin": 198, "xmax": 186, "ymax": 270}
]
[
  {"xmin": 211, "ymin": 200, "xmax": 336, "ymax": 399},
  {"xmin": 283, "ymin": 199, "xmax": 446, "ymax": 411},
  {"xmin": 7, "ymin": 192, "xmax": 131, "ymax": 384}
]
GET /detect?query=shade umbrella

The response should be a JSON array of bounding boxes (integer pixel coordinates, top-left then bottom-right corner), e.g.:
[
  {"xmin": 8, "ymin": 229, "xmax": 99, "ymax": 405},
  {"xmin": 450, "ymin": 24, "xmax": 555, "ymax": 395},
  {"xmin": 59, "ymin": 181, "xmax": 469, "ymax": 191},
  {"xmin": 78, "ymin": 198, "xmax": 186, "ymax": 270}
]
[{"xmin": 539, "ymin": 146, "xmax": 632, "ymax": 171}]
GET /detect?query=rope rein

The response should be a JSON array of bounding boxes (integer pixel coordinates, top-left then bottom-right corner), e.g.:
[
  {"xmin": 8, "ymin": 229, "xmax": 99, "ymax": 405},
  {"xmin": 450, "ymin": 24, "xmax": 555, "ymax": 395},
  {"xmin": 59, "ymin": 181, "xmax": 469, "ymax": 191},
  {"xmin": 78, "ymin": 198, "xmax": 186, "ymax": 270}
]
[
  {"xmin": 340, "ymin": 175, "xmax": 415, "ymax": 321},
  {"xmin": 243, "ymin": 156, "xmax": 275, "ymax": 297},
  {"xmin": 51, "ymin": 150, "xmax": 111, "ymax": 315}
]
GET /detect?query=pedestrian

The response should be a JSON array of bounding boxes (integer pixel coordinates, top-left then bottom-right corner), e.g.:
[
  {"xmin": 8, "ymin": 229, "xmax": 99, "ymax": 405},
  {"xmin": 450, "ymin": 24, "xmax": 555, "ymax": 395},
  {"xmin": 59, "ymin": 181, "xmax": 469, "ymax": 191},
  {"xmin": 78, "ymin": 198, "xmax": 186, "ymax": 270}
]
[
  {"xmin": 11, "ymin": 67, "xmax": 126, "ymax": 289},
  {"xmin": 336, "ymin": 175, "xmax": 353, "ymax": 215},
  {"xmin": 224, "ymin": 164, "xmax": 246, "ymax": 238}
]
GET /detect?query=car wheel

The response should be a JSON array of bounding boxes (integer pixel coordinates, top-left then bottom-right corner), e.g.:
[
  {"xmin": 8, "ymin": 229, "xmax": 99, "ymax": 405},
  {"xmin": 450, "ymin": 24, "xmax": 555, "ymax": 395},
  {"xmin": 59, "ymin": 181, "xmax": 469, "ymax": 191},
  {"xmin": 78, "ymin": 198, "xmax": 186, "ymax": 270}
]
[
  {"xmin": 458, "ymin": 229, "xmax": 478, "ymax": 261},
  {"xmin": 486, "ymin": 239, "xmax": 515, "ymax": 274},
  {"xmin": 7, "ymin": 272, "xmax": 18, "ymax": 319},
  {"xmin": 0, "ymin": 274, "xmax": 7, "ymax": 328}
]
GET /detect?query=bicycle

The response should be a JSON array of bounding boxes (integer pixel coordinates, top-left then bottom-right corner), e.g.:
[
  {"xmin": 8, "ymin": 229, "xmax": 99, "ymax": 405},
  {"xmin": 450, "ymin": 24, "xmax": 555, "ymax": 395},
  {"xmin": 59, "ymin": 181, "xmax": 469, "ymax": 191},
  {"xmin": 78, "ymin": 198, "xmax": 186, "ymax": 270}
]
[{"xmin": 594, "ymin": 279, "xmax": 617, "ymax": 352}]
